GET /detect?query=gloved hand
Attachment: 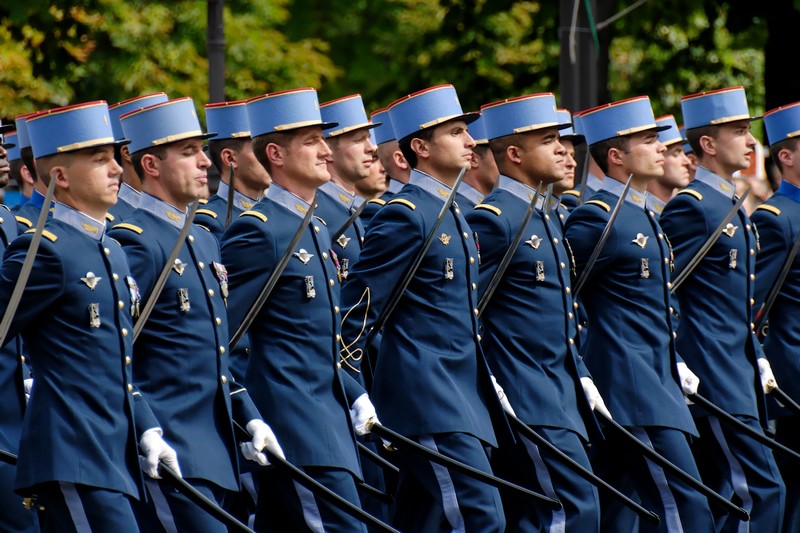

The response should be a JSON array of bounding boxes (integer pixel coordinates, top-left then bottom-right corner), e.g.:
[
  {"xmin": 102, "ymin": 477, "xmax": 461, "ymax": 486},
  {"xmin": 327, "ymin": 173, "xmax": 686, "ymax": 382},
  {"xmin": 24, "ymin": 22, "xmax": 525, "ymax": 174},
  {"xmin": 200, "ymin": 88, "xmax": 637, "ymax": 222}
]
[
  {"xmin": 676, "ymin": 362, "xmax": 700, "ymax": 396},
  {"xmin": 490, "ymin": 375, "xmax": 516, "ymax": 417},
  {"xmin": 349, "ymin": 393, "xmax": 378, "ymax": 436},
  {"xmin": 240, "ymin": 419, "xmax": 284, "ymax": 466},
  {"xmin": 758, "ymin": 358, "xmax": 778, "ymax": 394},
  {"xmin": 139, "ymin": 428, "xmax": 181, "ymax": 480},
  {"xmin": 23, "ymin": 378, "xmax": 32, "ymax": 403},
  {"xmin": 581, "ymin": 377, "xmax": 612, "ymax": 420}
]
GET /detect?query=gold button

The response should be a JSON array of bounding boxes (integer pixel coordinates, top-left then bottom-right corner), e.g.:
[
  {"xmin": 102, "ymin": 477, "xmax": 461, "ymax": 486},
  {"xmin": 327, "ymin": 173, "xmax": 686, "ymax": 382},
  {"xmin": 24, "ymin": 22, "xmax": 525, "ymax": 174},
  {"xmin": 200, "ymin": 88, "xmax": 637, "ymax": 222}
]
[
  {"xmin": 125, "ymin": 356, "xmax": 131, "ymax": 365},
  {"xmin": 545, "ymin": 214, "xmax": 550, "ymax": 221},
  {"xmin": 750, "ymin": 274, "xmax": 755, "ymax": 281},
  {"xmin": 219, "ymin": 346, "xmax": 225, "ymax": 354},
  {"xmin": 472, "ymin": 283, "xmax": 477, "ymax": 290},
  {"xmin": 578, "ymin": 324, "xmax": 583, "ymax": 331},
  {"xmin": 221, "ymin": 375, "xmax": 228, "ymax": 384},
  {"xmin": 122, "ymin": 328, "xmax": 128, "ymax": 337},
  {"xmin": 329, "ymin": 279, "xmax": 335, "ymax": 286},
  {"xmin": 455, "ymin": 208, "xmax": 461, "ymax": 215},
  {"xmin": 670, "ymin": 306, "xmax": 675, "ymax": 314},
  {"xmin": 477, "ymin": 334, "xmax": 482, "ymax": 342},
  {"xmin": 188, "ymin": 235, "xmax": 195, "ymax": 243},
  {"xmin": 667, "ymin": 282, "xmax": 673, "ymax": 289},
  {"xmin": 104, "ymin": 247, "xmax": 111, "ymax": 256},
  {"xmin": 20, "ymin": 356, "xmax": 25, "ymax": 364},
  {"xmin": 334, "ymin": 306, "xmax": 340, "ymax": 313},
  {"xmin": 470, "ymin": 257, "xmax": 475, "ymax": 264},
  {"xmin": 673, "ymin": 331, "xmax": 678, "ymax": 339},
  {"xmin": 553, "ymin": 238, "xmax": 559, "ymax": 245},
  {"xmin": 751, "ymin": 322, "xmax": 755, "ymax": 331},
  {"xmin": 750, "ymin": 249, "xmax": 755, "ymax": 256},
  {"xmin": 463, "ymin": 232, "xmax": 469, "ymax": 239},
  {"xmin": 199, "ymin": 262, "xmax": 205, "ymax": 269},
  {"xmin": 314, "ymin": 226, "xmax": 320, "ymax": 233},
  {"xmin": 208, "ymin": 289, "xmax": 215, "ymax": 297},
  {"xmin": 560, "ymin": 214, "xmax": 565, "ymax": 220},
  {"xmin": 127, "ymin": 383, "xmax": 133, "ymax": 392},
  {"xmin": 560, "ymin": 262, "xmax": 566, "ymax": 269},
  {"xmin": 565, "ymin": 287, "xmax": 571, "ymax": 294},
  {"xmin": 659, "ymin": 234, "xmax": 664, "ymax": 240},
  {"xmin": 323, "ymin": 252, "xmax": 329, "ymax": 260},
  {"xmin": 750, "ymin": 298, "xmax": 755, "ymax": 306},
  {"xmin": 569, "ymin": 312, "xmax": 574, "ymax": 319},
  {"xmin": 649, "ymin": 211, "xmax": 655, "ymax": 217},
  {"xmin": 473, "ymin": 308, "xmax": 479, "ymax": 316},
  {"xmin": 215, "ymin": 317, "xmax": 222, "ymax": 325},
  {"xmin": 664, "ymin": 258, "xmax": 669, "ymax": 264},
  {"xmin": 113, "ymin": 273, "xmax": 119, "ymax": 281},
  {"xmin": 574, "ymin": 302, "xmax": 579, "ymax": 310},
  {"xmin": 337, "ymin": 362, "xmax": 342, "ymax": 369},
  {"xmin": 336, "ymin": 334, "xmax": 341, "ymax": 342},
  {"xmin": 569, "ymin": 338, "xmax": 575, "ymax": 345},
  {"xmin": 746, "ymin": 224, "xmax": 752, "ymax": 231},
  {"xmin": 118, "ymin": 300, "xmax": 125, "ymax": 309}
]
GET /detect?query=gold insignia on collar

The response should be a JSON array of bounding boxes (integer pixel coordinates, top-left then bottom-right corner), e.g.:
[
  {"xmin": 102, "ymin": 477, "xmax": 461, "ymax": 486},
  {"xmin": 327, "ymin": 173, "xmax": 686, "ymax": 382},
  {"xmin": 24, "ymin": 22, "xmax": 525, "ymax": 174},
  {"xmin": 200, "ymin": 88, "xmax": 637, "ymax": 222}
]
[
  {"xmin": 719, "ymin": 182, "xmax": 733, "ymax": 193},
  {"xmin": 81, "ymin": 222, "xmax": 100, "ymax": 234},
  {"xmin": 723, "ymin": 223, "xmax": 738, "ymax": 238},
  {"xmin": 437, "ymin": 188, "xmax": 449, "ymax": 198},
  {"xmin": 632, "ymin": 233, "xmax": 649, "ymax": 249},
  {"xmin": 240, "ymin": 199, "xmax": 254, "ymax": 209},
  {"xmin": 336, "ymin": 234, "xmax": 351, "ymax": 249},
  {"xmin": 295, "ymin": 203, "xmax": 309, "ymax": 214},
  {"xmin": 338, "ymin": 193, "xmax": 350, "ymax": 204},
  {"xmin": 81, "ymin": 272, "xmax": 102, "ymax": 290},
  {"xmin": 630, "ymin": 193, "xmax": 643, "ymax": 203},
  {"xmin": 172, "ymin": 259, "xmax": 187, "ymax": 276},
  {"xmin": 294, "ymin": 248, "xmax": 314, "ymax": 264},
  {"xmin": 165, "ymin": 210, "xmax": 181, "ymax": 222},
  {"xmin": 525, "ymin": 235, "xmax": 542, "ymax": 250},
  {"xmin": 438, "ymin": 233, "xmax": 451, "ymax": 245}
]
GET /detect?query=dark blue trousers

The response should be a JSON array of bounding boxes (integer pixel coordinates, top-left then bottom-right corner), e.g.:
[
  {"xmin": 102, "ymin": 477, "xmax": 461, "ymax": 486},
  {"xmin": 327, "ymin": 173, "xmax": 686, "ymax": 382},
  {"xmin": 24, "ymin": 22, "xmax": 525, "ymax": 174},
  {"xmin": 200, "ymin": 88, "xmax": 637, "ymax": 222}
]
[
  {"xmin": 775, "ymin": 416, "xmax": 800, "ymax": 533},
  {"xmin": 36, "ymin": 481, "xmax": 138, "ymax": 533},
  {"xmin": 0, "ymin": 463, "xmax": 37, "ymax": 532}
]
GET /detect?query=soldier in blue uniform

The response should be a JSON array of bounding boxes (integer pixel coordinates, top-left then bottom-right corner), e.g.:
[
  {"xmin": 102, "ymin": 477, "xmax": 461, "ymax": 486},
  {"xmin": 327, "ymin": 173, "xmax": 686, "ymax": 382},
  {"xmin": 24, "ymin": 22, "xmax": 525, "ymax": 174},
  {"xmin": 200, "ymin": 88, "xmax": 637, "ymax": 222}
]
[
  {"xmin": 565, "ymin": 96, "xmax": 715, "ymax": 531},
  {"xmin": 359, "ymin": 107, "xmax": 410, "ymax": 227},
  {"xmin": 110, "ymin": 97, "xmax": 281, "ymax": 532},
  {"xmin": 756, "ymin": 101, "xmax": 800, "ymax": 533},
  {"xmin": 5, "ymin": 130, "xmax": 32, "ymax": 211},
  {"xmin": 559, "ymin": 113, "xmax": 605, "ymax": 213},
  {"xmin": 550, "ymin": 108, "xmax": 583, "ymax": 234},
  {"xmin": 107, "ymin": 93, "xmax": 169, "ymax": 222},
  {"xmin": 221, "ymin": 87, "xmax": 373, "ymax": 532},
  {"xmin": 1, "ymin": 101, "xmax": 180, "ymax": 532},
  {"xmin": 466, "ymin": 92, "xmax": 605, "ymax": 532},
  {"xmin": 12, "ymin": 114, "xmax": 51, "ymax": 234},
  {"xmin": 645, "ymin": 115, "xmax": 692, "ymax": 220},
  {"xmin": 339, "ymin": 84, "xmax": 512, "ymax": 532},
  {"xmin": 354, "ymin": 130, "xmax": 388, "ymax": 203},
  {"xmin": 660, "ymin": 87, "xmax": 786, "ymax": 531},
  {"xmin": 457, "ymin": 114, "xmax": 497, "ymax": 211}
]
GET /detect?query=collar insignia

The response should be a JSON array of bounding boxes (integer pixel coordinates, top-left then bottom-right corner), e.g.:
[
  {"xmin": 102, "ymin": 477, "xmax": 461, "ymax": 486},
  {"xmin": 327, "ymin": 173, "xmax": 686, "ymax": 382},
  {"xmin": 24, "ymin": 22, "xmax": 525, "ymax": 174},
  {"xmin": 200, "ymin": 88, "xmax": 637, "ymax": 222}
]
[
  {"xmin": 81, "ymin": 223, "xmax": 100, "ymax": 234},
  {"xmin": 165, "ymin": 210, "xmax": 181, "ymax": 222},
  {"xmin": 720, "ymin": 182, "xmax": 733, "ymax": 193},
  {"xmin": 295, "ymin": 203, "xmax": 309, "ymax": 214},
  {"xmin": 240, "ymin": 199, "xmax": 254, "ymax": 209},
  {"xmin": 437, "ymin": 188, "xmax": 449, "ymax": 198}
]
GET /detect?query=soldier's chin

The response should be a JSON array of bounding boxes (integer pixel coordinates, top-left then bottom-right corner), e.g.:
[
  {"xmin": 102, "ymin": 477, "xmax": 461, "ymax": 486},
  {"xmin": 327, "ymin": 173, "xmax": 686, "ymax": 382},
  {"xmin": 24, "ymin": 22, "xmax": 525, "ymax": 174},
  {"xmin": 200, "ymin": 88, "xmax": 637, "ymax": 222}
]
[{"xmin": 0, "ymin": 174, "xmax": 9, "ymax": 188}]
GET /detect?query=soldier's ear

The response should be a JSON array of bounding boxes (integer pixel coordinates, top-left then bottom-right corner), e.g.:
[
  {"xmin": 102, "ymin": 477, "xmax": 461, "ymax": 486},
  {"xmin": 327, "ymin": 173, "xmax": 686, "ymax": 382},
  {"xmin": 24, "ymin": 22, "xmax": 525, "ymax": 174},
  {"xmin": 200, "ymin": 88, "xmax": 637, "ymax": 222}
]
[
  {"xmin": 607, "ymin": 146, "xmax": 625, "ymax": 167},
  {"xmin": 392, "ymin": 150, "xmax": 409, "ymax": 170},
  {"xmin": 221, "ymin": 147, "xmax": 237, "ymax": 168},
  {"xmin": 121, "ymin": 145, "xmax": 132, "ymax": 163},
  {"xmin": 266, "ymin": 143, "xmax": 283, "ymax": 169},
  {"xmin": 410, "ymin": 137, "xmax": 429, "ymax": 160},
  {"xmin": 778, "ymin": 147, "xmax": 795, "ymax": 169},
  {"xmin": 506, "ymin": 144, "xmax": 522, "ymax": 164},
  {"xmin": 699, "ymin": 135, "xmax": 716, "ymax": 157},
  {"xmin": 140, "ymin": 153, "xmax": 161, "ymax": 178}
]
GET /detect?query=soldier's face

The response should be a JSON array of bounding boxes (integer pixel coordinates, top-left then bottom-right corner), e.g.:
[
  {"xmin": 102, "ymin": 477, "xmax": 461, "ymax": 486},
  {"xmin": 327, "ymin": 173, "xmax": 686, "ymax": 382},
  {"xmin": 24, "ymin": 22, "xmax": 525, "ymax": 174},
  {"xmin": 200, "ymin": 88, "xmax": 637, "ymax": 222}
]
[
  {"xmin": 234, "ymin": 140, "xmax": 271, "ymax": 190},
  {"xmin": 282, "ymin": 126, "xmax": 332, "ymax": 187},
  {"xmin": 560, "ymin": 138, "xmax": 576, "ymax": 190},
  {"xmin": 0, "ymin": 143, "xmax": 9, "ymax": 188},
  {"xmin": 159, "ymin": 139, "xmax": 211, "ymax": 206},
  {"xmin": 67, "ymin": 145, "xmax": 123, "ymax": 211},
  {"xmin": 660, "ymin": 143, "xmax": 691, "ymax": 188},
  {"xmin": 516, "ymin": 127, "xmax": 566, "ymax": 184},
  {"xmin": 623, "ymin": 130, "xmax": 665, "ymax": 178},
  {"xmin": 713, "ymin": 120, "xmax": 756, "ymax": 173},
  {"xmin": 329, "ymin": 128, "xmax": 375, "ymax": 184},
  {"xmin": 425, "ymin": 120, "xmax": 475, "ymax": 176},
  {"xmin": 355, "ymin": 154, "xmax": 387, "ymax": 197}
]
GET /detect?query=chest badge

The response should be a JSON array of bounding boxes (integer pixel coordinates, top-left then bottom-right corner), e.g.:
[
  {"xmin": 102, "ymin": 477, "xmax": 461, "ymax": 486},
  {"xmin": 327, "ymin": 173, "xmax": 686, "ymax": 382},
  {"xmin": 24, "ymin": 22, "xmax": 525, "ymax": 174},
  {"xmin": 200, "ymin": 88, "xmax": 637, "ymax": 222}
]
[
  {"xmin": 81, "ymin": 272, "xmax": 102, "ymax": 290},
  {"xmin": 294, "ymin": 249, "xmax": 314, "ymax": 265},
  {"xmin": 336, "ymin": 234, "xmax": 351, "ymax": 249},
  {"xmin": 212, "ymin": 262, "xmax": 229, "ymax": 300},
  {"xmin": 723, "ymin": 223, "xmax": 738, "ymax": 238},
  {"xmin": 535, "ymin": 261, "xmax": 545, "ymax": 281},
  {"xmin": 177, "ymin": 288, "xmax": 191, "ymax": 312},
  {"xmin": 444, "ymin": 258, "xmax": 454, "ymax": 280},
  {"xmin": 640, "ymin": 257, "xmax": 650, "ymax": 278},
  {"xmin": 126, "ymin": 276, "xmax": 141, "ymax": 318},
  {"xmin": 729, "ymin": 249, "xmax": 738, "ymax": 269},
  {"xmin": 172, "ymin": 259, "xmax": 187, "ymax": 276},
  {"xmin": 305, "ymin": 275, "xmax": 316, "ymax": 298},
  {"xmin": 525, "ymin": 235, "xmax": 542, "ymax": 250},
  {"xmin": 88, "ymin": 303, "xmax": 101, "ymax": 328},
  {"xmin": 438, "ymin": 233, "xmax": 451, "ymax": 246},
  {"xmin": 632, "ymin": 233, "xmax": 649, "ymax": 249}
]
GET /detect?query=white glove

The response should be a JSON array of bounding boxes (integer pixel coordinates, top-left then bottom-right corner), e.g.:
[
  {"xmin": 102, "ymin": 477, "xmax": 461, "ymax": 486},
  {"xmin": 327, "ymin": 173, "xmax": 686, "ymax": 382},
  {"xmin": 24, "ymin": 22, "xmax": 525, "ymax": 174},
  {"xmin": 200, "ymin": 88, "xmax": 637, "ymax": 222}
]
[
  {"xmin": 349, "ymin": 393, "xmax": 378, "ymax": 436},
  {"xmin": 676, "ymin": 362, "xmax": 700, "ymax": 396},
  {"xmin": 490, "ymin": 375, "xmax": 516, "ymax": 417},
  {"xmin": 240, "ymin": 419, "xmax": 284, "ymax": 466},
  {"xmin": 581, "ymin": 377, "xmax": 612, "ymax": 420},
  {"xmin": 758, "ymin": 358, "xmax": 778, "ymax": 394},
  {"xmin": 139, "ymin": 428, "xmax": 181, "ymax": 480},
  {"xmin": 23, "ymin": 378, "xmax": 33, "ymax": 403}
]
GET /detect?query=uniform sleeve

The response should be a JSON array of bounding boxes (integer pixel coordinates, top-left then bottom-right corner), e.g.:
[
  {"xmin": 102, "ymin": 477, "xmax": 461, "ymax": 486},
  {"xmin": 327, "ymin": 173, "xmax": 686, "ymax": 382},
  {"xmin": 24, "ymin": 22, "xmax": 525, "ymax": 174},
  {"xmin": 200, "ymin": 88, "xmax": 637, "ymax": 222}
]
[
  {"xmin": 339, "ymin": 370, "xmax": 368, "ymax": 405},
  {"xmin": 132, "ymin": 392, "xmax": 162, "ymax": 437},
  {"xmin": 194, "ymin": 215, "xmax": 225, "ymax": 242},
  {"xmin": 564, "ymin": 205, "xmax": 620, "ymax": 286},
  {"xmin": 659, "ymin": 194, "xmax": 710, "ymax": 276},
  {"xmin": 464, "ymin": 207, "xmax": 510, "ymax": 299},
  {"xmin": 228, "ymin": 378, "xmax": 263, "ymax": 425},
  {"xmin": 751, "ymin": 209, "xmax": 789, "ymax": 309}
]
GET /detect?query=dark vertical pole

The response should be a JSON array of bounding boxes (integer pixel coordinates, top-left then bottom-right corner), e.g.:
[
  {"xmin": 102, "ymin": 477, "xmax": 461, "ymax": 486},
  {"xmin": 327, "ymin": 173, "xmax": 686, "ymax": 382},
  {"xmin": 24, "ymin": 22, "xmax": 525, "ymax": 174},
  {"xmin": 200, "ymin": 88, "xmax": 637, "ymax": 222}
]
[
  {"xmin": 207, "ymin": 0, "xmax": 225, "ymax": 103},
  {"xmin": 558, "ymin": 0, "xmax": 598, "ymax": 113}
]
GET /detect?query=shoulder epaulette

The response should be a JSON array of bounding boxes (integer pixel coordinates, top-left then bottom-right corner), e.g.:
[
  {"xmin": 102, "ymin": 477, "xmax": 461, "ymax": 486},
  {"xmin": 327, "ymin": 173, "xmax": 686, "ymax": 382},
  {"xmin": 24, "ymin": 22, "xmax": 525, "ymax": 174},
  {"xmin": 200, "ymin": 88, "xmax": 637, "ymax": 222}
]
[
  {"xmin": 198, "ymin": 198, "xmax": 208, "ymax": 205},
  {"xmin": 474, "ymin": 203, "xmax": 502, "ymax": 216},
  {"xmin": 197, "ymin": 225, "xmax": 211, "ymax": 232},
  {"xmin": 586, "ymin": 200, "xmax": 611, "ymax": 212},
  {"xmin": 562, "ymin": 189, "xmax": 580, "ymax": 197},
  {"xmin": 112, "ymin": 223, "xmax": 143, "ymax": 234},
  {"xmin": 105, "ymin": 213, "xmax": 115, "ymax": 222},
  {"xmin": 387, "ymin": 198, "xmax": 416, "ymax": 210},
  {"xmin": 314, "ymin": 216, "xmax": 327, "ymax": 226},
  {"xmin": 196, "ymin": 209, "xmax": 218, "ymax": 219},
  {"xmin": 0, "ymin": 204, "xmax": 11, "ymax": 213},
  {"xmin": 15, "ymin": 216, "xmax": 32, "ymax": 228},
  {"xmin": 25, "ymin": 228, "xmax": 57, "ymax": 242},
  {"xmin": 368, "ymin": 198, "xmax": 386, "ymax": 206},
  {"xmin": 756, "ymin": 204, "xmax": 781, "ymax": 216},
  {"xmin": 677, "ymin": 189, "xmax": 703, "ymax": 201},
  {"xmin": 241, "ymin": 210, "xmax": 268, "ymax": 223},
  {"xmin": 559, "ymin": 202, "xmax": 569, "ymax": 210}
]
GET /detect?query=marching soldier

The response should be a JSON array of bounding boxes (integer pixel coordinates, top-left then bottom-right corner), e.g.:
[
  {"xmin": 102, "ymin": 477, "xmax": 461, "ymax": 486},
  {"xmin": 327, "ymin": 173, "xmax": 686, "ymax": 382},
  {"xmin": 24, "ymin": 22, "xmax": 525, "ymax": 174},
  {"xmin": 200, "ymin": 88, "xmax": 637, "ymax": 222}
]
[
  {"xmin": 5, "ymin": 130, "xmax": 34, "ymax": 211},
  {"xmin": 559, "ymin": 113, "xmax": 605, "ymax": 213},
  {"xmin": 660, "ymin": 87, "xmax": 786, "ymax": 531},
  {"xmin": 550, "ymin": 108, "xmax": 583, "ymax": 234},
  {"xmin": 107, "ymin": 93, "xmax": 169, "ymax": 222},
  {"xmin": 109, "ymin": 97, "xmax": 281, "ymax": 532},
  {"xmin": 12, "ymin": 114, "xmax": 50, "ymax": 234},
  {"xmin": 457, "ymin": 114, "xmax": 497, "ymax": 211},
  {"xmin": 1, "ymin": 101, "xmax": 180, "ymax": 531},
  {"xmin": 354, "ymin": 131, "xmax": 388, "ymax": 203},
  {"xmin": 221, "ymin": 87, "xmax": 372, "ymax": 532},
  {"xmin": 645, "ymin": 115, "xmax": 692, "ymax": 220},
  {"xmin": 467, "ymin": 93, "xmax": 604, "ymax": 531},
  {"xmin": 339, "ymin": 84, "xmax": 511, "ymax": 532},
  {"xmin": 752, "ymin": 101, "xmax": 800, "ymax": 532},
  {"xmin": 565, "ymin": 96, "xmax": 715, "ymax": 531}
]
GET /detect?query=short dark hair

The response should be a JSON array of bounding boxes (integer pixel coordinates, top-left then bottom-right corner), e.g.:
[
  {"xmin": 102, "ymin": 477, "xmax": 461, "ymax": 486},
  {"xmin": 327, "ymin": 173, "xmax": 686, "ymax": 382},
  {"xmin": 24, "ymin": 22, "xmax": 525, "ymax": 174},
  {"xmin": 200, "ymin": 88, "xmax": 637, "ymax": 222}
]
[
  {"xmin": 35, "ymin": 152, "xmax": 75, "ymax": 185},
  {"xmin": 9, "ymin": 159, "xmax": 25, "ymax": 185},
  {"xmin": 770, "ymin": 137, "xmax": 800, "ymax": 173},
  {"xmin": 20, "ymin": 147, "xmax": 37, "ymax": 182},
  {"xmin": 208, "ymin": 137, "xmax": 250, "ymax": 173},
  {"xmin": 589, "ymin": 136, "xmax": 630, "ymax": 175},
  {"xmin": 686, "ymin": 125, "xmax": 718, "ymax": 159},
  {"xmin": 130, "ymin": 145, "xmax": 168, "ymax": 181},
  {"xmin": 488, "ymin": 134, "xmax": 522, "ymax": 167},
  {"xmin": 398, "ymin": 128, "xmax": 435, "ymax": 169},
  {"xmin": 251, "ymin": 132, "xmax": 291, "ymax": 174}
]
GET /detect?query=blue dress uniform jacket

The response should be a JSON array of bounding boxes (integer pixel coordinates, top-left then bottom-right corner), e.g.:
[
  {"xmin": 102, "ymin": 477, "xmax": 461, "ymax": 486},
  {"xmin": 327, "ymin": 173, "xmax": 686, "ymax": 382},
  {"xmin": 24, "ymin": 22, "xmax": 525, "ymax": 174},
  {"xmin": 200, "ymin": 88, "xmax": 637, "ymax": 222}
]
[
  {"xmin": 455, "ymin": 182, "xmax": 485, "ymax": 213},
  {"xmin": 194, "ymin": 182, "xmax": 259, "ymax": 241},
  {"xmin": 659, "ymin": 167, "xmax": 765, "ymax": 422},
  {"xmin": 107, "ymin": 184, "xmax": 140, "ymax": 223},
  {"xmin": 0, "ymin": 209, "xmax": 160, "ymax": 498},
  {"xmin": 564, "ymin": 183, "xmax": 696, "ymax": 434},
  {"xmin": 465, "ymin": 177, "xmax": 596, "ymax": 439},
  {"xmin": 109, "ymin": 195, "xmax": 260, "ymax": 491},
  {"xmin": 220, "ymin": 185, "xmax": 362, "ymax": 477},
  {"xmin": 752, "ymin": 181, "xmax": 800, "ymax": 404},
  {"xmin": 317, "ymin": 181, "xmax": 365, "ymax": 284},
  {"xmin": 340, "ymin": 170, "xmax": 507, "ymax": 445},
  {"xmin": 359, "ymin": 177, "xmax": 403, "ymax": 228},
  {"xmin": 14, "ymin": 189, "xmax": 48, "ymax": 234}
]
